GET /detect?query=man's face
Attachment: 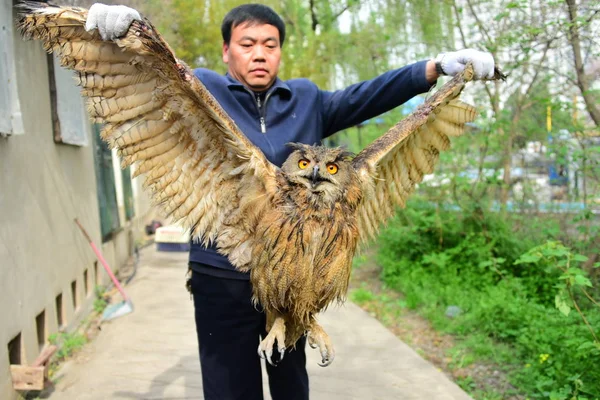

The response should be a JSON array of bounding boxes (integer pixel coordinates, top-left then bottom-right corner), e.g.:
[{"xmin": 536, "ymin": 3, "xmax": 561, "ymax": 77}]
[{"xmin": 223, "ymin": 22, "xmax": 281, "ymax": 92}]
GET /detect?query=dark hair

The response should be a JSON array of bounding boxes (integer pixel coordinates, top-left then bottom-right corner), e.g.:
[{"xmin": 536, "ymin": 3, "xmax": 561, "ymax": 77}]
[{"xmin": 221, "ymin": 4, "xmax": 286, "ymax": 47}]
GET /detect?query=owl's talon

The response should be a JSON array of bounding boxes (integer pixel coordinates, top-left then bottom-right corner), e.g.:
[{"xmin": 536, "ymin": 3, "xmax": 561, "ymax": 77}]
[
  {"xmin": 257, "ymin": 346, "xmax": 277, "ymax": 366},
  {"xmin": 278, "ymin": 346, "xmax": 286, "ymax": 362},
  {"xmin": 317, "ymin": 343, "xmax": 334, "ymax": 367},
  {"xmin": 258, "ymin": 317, "xmax": 286, "ymax": 366},
  {"xmin": 266, "ymin": 349, "xmax": 275, "ymax": 366},
  {"xmin": 318, "ymin": 355, "xmax": 334, "ymax": 367},
  {"xmin": 257, "ymin": 345, "xmax": 266, "ymax": 359},
  {"xmin": 256, "ymin": 346, "xmax": 286, "ymax": 366},
  {"xmin": 308, "ymin": 322, "xmax": 335, "ymax": 367}
]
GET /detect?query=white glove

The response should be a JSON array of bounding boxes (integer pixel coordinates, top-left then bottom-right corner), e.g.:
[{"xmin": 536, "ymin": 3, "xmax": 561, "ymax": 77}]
[
  {"xmin": 436, "ymin": 49, "xmax": 495, "ymax": 80},
  {"xmin": 85, "ymin": 3, "xmax": 142, "ymax": 41}
]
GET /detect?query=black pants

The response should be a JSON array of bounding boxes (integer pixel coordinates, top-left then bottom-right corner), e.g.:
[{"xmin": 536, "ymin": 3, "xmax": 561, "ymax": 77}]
[{"xmin": 190, "ymin": 270, "xmax": 309, "ymax": 400}]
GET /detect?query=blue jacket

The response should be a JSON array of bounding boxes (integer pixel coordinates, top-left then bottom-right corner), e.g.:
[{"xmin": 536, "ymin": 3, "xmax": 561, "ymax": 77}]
[{"xmin": 189, "ymin": 60, "xmax": 433, "ymax": 279}]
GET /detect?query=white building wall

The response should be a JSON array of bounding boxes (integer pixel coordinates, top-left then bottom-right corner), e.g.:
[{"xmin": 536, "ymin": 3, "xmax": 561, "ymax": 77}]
[{"xmin": 0, "ymin": 2, "xmax": 154, "ymax": 398}]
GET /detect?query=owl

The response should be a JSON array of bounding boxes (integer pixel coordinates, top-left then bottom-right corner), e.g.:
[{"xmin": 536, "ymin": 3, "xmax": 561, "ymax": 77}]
[{"xmin": 18, "ymin": 2, "xmax": 499, "ymax": 366}]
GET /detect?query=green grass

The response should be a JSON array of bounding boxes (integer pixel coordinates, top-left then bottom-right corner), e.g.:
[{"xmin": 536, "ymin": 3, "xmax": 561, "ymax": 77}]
[
  {"xmin": 373, "ymin": 199, "xmax": 600, "ymax": 400},
  {"xmin": 48, "ymin": 331, "xmax": 87, "ymax": 361},
  {"xmin": 93, "ymin": 285, "xmax": 108, "ymax": 313},
  {"xmin": 350, "ymin": 287, "xmax": 375, "ymax": 304},
  {"xmin": 44, "ymin": 284, "xmax": 111, "ymax": 379}
]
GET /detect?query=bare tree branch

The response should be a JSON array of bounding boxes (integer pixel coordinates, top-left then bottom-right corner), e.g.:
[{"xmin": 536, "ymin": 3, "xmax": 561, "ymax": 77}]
[
  {"xmin": 330, "ymin": 4, "xmax": 351, "ymax": 23},
  {"xmin": 521, "ymin": 38, "xmax": 553, "ymax": 101},
  {"xmin": 309, "ymin": 0, "xmax": 319, "ymax": 32},
  {"xmin": 452, "ymin": 0, "xmax": 499, "ymax": 112},
  {"xmin": 464, "ymin": 0, "xmax": 493, "ymax": 45}
]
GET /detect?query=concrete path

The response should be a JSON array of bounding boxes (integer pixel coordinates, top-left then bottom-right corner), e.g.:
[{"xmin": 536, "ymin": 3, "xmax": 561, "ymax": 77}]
[{"xmin": 50, "ymin": 246, "xmax": 472, "ymax": 400}]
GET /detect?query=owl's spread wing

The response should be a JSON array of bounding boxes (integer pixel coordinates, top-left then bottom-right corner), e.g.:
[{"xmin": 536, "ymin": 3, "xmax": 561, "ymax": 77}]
[
  {"xmin": 351, "ymin": 65, "xmax": 477, "ymax": 245},
  {"xmin": 18, "ymin": 2, "xmax": 278, "ymax": 254}
]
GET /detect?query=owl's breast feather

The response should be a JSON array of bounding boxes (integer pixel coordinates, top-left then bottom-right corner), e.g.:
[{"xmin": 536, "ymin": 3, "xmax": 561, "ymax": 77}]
[{"xmin": 250, "ymin": 205, "xmax": 359, "ymax": 316}]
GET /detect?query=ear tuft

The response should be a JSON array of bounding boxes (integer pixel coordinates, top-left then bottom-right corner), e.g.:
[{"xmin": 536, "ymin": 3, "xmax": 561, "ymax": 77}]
[
  {"xmin": 286, "ymin": 142, "xmax": 308, "ymax": 152},
  {"xmin": 334, "ymin": 146, "xmax": 355, "ymax": 161}
]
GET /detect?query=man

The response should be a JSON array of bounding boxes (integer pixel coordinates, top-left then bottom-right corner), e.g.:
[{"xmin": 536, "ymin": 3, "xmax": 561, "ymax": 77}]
[{"xmin": 86, "ymin": 3, "xmax": 495, "ymax": 400}]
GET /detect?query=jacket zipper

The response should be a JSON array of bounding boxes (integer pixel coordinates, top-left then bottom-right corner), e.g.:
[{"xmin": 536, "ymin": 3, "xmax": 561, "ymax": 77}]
[
  {"xmin": 243, "ymin": 87, "xmax": 276, "ymax": 159},
  {"xmin": 256, "ymin": 95, "xmax": 266, "ymax": 133},
  {"xmin": 249, "ymin": 89, "xmax": 273, "ymax": 134},
  {"xmin": 261, "ymin": 91, "xmax": 273, "ymax": 133}
]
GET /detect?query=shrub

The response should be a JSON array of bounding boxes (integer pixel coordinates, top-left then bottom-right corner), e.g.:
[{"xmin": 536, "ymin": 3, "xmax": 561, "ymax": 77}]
[{"xmin": 377, "ymin": 198, "xmax": 600, "ymax": 398}]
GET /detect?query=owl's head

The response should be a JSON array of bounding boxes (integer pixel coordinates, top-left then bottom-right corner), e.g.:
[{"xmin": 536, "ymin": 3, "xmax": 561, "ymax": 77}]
[{"xmin": 281, "ymin": 143, "xmax": 357, "ymax": 204}]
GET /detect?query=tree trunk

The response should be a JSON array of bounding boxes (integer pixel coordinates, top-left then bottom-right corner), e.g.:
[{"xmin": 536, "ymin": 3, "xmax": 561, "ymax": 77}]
[
  {"xmin": 501, "ymin": 130, "xmax": 513, "ymax": 205},
  {"xmin": 501, "ymin": 108, "xmax": 522, "ymax": 204},
  {"xmin": 565, "ymin": 0, "xmax": 600, "ymax": 128}
]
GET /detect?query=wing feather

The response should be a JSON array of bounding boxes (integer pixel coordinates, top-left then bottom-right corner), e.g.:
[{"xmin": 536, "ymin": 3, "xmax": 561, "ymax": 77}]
[
  {"xmin": 352, "ymin": 66, "xmax": 477, "ymax": 245},
  {"xmin": 17, "ymin": 2, "xmax": 277, "ymax": 269}
]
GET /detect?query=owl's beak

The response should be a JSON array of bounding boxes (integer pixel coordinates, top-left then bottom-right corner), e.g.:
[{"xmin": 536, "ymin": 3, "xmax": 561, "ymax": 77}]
[{"xmin": 311, "ymin": 165, "xmax": 320, "ymax": 184}]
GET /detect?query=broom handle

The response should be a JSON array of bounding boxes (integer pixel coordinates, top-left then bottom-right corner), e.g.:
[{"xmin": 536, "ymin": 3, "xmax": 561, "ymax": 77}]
[{"xmin": 74, "ymin": 218, "xmax": 130, "ymax": 302}]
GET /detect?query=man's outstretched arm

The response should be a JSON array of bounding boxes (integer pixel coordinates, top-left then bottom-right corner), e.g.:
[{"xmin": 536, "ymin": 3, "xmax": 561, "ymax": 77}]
[{"xmin": 320, "ymin": 49, "xmax": 495, "ymax": 137}]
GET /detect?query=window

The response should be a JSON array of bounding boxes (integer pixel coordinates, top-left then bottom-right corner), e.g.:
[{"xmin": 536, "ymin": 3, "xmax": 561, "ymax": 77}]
[
  {"xmin": 0, "ymin": 0, "xmax": 24, "ymax": 136},
  {"xmin": 35, "ymin": 310, "xmax": 46, "ymax": 352},
  {"xmin": 94, "ymin": 261, "xmax": 100, "ymax": 286},
  {"xmin": 71, "ymin": 280, "xmax": 79, "ymax": 310},
  {"xmin": 49, "ymin": 54, "xmax": 89, "ymax": 146},
  {"xmin": 121, "ymin": 166, "xmax": 135, "ymax": 221},
  {"xmin": 83, "ymin": 268, "xmax": 90, "ymax": 297},
  {"xmin": 7, "ymin": 332, "xmax": 23, "ymax": 365},
  {"xmin": 93, "ymin": 124, "xmax": 121, "ymax": 241},
  {"xmin": 55, "ymin": 293, "xmax": 65, "ymax": 328}
]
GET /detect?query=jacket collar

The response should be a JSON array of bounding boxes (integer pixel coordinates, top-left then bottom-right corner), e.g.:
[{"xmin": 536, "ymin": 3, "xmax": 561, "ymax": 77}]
[{"xmin": 225, "ymin": 72, "xmax": 291, "ymax": 96}]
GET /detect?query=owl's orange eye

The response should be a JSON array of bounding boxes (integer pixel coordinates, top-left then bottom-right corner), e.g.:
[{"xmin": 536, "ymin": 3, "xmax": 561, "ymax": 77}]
[
  {"xmin": 298, "ymin": 159, "xmax": 310, "ymax": 169},
  {"xmin": 327, "ymin": 163, "xmax": 339, "ymax": 175}
]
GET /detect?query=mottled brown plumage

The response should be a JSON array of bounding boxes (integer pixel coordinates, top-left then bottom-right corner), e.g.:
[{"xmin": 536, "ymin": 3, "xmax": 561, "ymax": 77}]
[{"xmin": 18, "ymin": 2, "xmax": 488, "ymax": 366}]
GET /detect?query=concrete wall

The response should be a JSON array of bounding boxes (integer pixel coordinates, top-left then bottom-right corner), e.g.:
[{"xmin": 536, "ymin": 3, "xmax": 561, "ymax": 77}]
[{"xmin": 0, "ymin": 3, "xmax": 153, "ymax": 398}]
